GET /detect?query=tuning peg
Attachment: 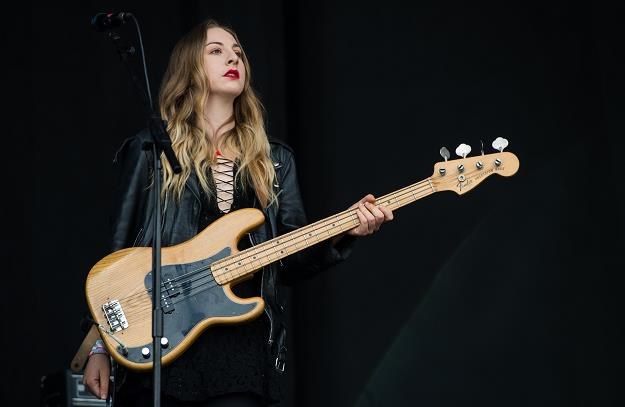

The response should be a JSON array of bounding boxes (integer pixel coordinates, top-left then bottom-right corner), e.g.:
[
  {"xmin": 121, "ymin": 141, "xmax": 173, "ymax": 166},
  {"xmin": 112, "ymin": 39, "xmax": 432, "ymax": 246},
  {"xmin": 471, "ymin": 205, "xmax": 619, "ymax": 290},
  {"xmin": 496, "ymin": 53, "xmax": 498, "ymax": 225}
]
[
  {"xmin": 439, "ymin": 147, "xmax": 450, "ymax": 162},
  {"xmin": 455, "ymin": 143, "xmax": 471, "ymax": 158},
  {"xmin": 480, "ymin": 140, "xmax": 485, "ymax": 156},
  {"xmin": 492, "ymin": 137, "xmax": 509, "ymax": 152}
]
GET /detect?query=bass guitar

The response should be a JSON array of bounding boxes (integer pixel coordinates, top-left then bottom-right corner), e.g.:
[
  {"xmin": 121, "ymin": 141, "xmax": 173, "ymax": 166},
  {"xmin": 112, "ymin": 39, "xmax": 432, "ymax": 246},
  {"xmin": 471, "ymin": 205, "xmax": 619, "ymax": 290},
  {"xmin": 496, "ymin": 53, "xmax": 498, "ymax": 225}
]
[{"xmin": 85, "ymin": 138, "xmax": 519, "ymax": 371}]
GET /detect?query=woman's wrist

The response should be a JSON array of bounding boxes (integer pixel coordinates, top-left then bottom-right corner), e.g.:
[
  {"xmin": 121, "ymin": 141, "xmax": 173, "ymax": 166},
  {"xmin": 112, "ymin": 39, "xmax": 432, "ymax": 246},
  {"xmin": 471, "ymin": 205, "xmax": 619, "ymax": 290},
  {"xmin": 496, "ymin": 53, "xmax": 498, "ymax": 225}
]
[{"xmin": 88, "ymin": 339, "xmax": 109, "ymax": 357}]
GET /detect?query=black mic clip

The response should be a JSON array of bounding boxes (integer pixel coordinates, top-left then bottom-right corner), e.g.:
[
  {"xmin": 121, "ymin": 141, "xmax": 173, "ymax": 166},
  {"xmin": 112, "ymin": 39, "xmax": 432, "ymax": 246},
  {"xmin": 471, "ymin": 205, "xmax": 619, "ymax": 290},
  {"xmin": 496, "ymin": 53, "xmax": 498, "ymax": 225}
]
[{"xmin": 91, "ymin": 12, "xmax": 133, "ymax": 32}]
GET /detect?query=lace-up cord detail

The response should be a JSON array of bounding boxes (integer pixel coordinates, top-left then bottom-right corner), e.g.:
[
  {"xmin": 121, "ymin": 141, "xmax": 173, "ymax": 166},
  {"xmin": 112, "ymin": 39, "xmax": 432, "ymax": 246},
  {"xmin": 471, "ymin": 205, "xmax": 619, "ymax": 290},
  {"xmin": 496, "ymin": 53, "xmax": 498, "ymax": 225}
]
[{"xmin": 211, "ymin": 157, "xmax": 235, "ymax": 213}]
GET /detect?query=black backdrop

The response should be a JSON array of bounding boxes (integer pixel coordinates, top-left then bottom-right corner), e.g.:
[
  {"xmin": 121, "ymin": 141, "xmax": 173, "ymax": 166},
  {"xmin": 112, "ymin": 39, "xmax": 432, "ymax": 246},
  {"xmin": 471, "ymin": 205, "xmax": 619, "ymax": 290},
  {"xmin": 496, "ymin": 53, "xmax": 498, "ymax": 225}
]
[{"xmin": 2, "ymin": 1, "xmax": 624, "ymax": 406}]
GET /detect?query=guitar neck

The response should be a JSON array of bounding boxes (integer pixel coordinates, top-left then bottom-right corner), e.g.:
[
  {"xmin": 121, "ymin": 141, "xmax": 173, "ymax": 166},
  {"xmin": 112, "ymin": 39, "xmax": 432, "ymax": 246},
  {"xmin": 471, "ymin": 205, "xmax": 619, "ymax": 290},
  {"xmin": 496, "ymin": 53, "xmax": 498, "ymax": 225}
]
[{"xmin": 212, "ymin": 177, "xmax": 436, "ymax": 284}]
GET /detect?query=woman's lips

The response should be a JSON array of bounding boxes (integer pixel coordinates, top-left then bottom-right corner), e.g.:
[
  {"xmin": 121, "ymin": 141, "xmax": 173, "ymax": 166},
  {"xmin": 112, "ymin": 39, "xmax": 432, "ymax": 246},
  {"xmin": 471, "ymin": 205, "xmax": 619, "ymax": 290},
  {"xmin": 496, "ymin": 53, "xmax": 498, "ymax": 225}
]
[{"xmin": 224, "ymin": 69, "xmax": 240, "ymax": 79}]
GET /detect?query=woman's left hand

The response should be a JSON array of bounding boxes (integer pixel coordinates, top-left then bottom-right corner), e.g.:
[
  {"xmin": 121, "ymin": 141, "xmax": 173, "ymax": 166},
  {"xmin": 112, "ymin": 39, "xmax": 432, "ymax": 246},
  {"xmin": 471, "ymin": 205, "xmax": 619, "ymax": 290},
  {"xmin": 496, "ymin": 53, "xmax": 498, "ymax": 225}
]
[{"xmin": 346, "ymin": 194, "xmax": 394, "ymax": 237}]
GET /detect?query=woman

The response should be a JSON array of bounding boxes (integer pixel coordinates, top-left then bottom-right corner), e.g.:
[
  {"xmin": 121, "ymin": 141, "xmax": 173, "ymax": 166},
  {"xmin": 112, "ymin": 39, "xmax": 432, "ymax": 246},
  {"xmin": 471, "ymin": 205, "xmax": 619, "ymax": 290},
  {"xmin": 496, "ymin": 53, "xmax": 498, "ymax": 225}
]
[{"xmin": 84, "ymin": 19, "xmax": 393, "ymax": 406}]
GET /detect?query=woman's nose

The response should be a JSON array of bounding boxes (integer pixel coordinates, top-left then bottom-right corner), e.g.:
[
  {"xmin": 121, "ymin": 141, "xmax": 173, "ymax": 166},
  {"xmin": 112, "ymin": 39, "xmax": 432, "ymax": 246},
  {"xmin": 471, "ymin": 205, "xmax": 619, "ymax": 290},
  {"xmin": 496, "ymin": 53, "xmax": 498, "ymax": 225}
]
[{"xmin": 227, "ymin": 53, "xmax": 239, "ymax": 65}]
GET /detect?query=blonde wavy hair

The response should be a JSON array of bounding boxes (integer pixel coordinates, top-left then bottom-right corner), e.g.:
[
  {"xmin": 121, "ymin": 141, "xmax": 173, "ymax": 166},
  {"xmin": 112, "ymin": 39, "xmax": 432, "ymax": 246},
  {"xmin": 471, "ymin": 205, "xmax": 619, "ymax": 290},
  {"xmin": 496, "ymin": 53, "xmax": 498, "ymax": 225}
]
[{"xmin": 158, "ymin": 19, "xmax": 276, "ymax": 208}]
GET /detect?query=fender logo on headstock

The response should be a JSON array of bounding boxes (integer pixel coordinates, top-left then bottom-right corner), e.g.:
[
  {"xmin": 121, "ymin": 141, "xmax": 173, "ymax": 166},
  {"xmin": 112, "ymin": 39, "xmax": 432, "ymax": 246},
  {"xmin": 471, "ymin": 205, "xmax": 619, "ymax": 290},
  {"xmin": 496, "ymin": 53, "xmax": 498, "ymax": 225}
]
[{"xmin": 457, "ymin": 177, "xmax": 472, "ymax": 191}]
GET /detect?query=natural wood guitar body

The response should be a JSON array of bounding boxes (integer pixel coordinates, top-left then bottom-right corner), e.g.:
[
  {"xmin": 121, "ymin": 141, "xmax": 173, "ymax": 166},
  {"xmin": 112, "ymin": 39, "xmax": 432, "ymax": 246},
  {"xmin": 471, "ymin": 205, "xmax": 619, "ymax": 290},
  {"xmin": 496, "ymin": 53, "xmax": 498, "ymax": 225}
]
[{"xmin": 85, "ymin": 208, "xmax": 267, "ymax": 371}]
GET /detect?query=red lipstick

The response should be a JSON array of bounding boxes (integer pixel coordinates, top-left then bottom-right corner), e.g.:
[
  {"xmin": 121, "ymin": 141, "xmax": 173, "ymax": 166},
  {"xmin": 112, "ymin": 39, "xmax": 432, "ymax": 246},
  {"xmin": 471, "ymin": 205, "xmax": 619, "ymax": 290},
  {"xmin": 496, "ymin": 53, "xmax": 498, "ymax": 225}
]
[{"xmin": 224, "ymin": 69, "xmax": 240, "ymax": 79}]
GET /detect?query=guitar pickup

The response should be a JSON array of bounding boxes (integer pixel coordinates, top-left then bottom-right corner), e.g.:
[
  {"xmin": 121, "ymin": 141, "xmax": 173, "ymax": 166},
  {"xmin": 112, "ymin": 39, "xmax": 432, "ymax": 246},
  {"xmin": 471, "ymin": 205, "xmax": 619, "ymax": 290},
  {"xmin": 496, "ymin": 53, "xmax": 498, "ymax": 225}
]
[
  {"xmin": 164, "ymin": 278, "xmax": 180, "ymax": 298},
  {"xmin": 161, "ymin": 293, "xmax": 175, "ymax": 314}
]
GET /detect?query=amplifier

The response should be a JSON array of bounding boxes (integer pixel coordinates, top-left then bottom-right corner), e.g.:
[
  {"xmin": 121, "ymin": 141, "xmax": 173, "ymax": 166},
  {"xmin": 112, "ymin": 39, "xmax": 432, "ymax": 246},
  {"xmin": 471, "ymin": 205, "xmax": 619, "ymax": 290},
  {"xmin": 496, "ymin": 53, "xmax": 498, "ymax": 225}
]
[{"xmin": 40, "ymin": 369, "xmax": 112, "ymax": 407}]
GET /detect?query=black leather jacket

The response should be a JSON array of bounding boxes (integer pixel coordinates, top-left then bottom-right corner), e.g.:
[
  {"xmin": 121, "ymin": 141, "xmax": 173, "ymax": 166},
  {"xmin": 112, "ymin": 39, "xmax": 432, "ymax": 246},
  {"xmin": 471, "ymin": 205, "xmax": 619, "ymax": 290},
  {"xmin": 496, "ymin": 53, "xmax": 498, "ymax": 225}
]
[{"xmin": 110, "ymin": 129, "xmax": 355, "ymax": 371}]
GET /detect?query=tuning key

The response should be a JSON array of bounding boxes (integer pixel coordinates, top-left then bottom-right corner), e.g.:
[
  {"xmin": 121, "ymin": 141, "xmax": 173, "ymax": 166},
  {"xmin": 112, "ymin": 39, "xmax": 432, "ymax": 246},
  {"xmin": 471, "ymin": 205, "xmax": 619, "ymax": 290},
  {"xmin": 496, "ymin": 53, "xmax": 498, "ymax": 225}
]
[
  {"xmin": 439, "ymin": 147, "xmax": 450, "ymax": 176},
  {"xmin": 476, "ymin": 141, "xmax": 485, "ymax": 169},
  {"xmin": 455, "ymin": 143, "xmax": 471, "ymax": 158},
  {"xmin": 492, "ymin": 137, "xmax": 509, "ymax": 152},
  {"xmin": 439, "ymin": 147, "xmax": 450, "ymax": 162}
]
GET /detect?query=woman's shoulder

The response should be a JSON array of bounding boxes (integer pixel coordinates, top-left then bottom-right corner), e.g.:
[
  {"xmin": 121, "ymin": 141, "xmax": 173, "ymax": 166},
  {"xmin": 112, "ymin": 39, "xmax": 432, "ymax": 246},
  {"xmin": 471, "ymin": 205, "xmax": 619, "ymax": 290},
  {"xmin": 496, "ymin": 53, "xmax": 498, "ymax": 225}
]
[
  {"xmin": 113, "ymin": 128, "xmax": 152, "ymax": 164},
  {"xmin": 268, "ymin": 137, "xmax": 295, "ymax": 163}
]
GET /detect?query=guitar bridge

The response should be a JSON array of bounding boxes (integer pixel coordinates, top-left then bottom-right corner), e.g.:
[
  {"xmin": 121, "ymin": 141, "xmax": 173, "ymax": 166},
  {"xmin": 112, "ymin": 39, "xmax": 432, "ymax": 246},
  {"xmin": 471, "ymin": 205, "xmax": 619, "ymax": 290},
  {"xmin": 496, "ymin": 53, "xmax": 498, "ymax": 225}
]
[{"xmin": 102, "ymin": 300, "xmax": 129, "ymax": 332}]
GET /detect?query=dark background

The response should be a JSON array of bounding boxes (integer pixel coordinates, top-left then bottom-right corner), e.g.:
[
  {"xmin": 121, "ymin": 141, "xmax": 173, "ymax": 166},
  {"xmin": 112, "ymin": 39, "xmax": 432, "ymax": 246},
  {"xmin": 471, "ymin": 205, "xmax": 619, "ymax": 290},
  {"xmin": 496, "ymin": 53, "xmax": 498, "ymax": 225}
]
[{"xmin": 2, "ymin": 0, "xmax": 624, "ymax": 406}]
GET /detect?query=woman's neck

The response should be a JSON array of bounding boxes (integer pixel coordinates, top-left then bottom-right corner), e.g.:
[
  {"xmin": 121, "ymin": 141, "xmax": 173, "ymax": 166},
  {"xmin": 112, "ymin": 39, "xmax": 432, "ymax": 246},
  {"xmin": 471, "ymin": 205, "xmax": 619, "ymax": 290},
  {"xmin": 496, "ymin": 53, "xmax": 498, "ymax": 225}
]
[{"xmin": 204, "ymin": 95, "xmax": 235, "ymax": 144}]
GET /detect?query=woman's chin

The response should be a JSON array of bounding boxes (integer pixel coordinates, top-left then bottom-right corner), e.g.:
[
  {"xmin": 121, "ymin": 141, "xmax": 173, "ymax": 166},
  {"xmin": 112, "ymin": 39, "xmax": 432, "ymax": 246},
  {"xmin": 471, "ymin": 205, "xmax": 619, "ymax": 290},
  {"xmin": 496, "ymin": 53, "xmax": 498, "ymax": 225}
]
[{"xmin": 210, "ymin": 85, "xmax": 244, "ymax": 100}]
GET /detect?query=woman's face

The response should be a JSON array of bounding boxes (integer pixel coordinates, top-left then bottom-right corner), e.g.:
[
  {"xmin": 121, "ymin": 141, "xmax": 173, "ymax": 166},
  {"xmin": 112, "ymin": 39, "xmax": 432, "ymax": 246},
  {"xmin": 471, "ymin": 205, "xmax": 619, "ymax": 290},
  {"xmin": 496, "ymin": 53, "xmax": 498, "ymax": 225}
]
[{"xmin": 203, "ymin": 27, "xmax": 246, "ymax": 98}]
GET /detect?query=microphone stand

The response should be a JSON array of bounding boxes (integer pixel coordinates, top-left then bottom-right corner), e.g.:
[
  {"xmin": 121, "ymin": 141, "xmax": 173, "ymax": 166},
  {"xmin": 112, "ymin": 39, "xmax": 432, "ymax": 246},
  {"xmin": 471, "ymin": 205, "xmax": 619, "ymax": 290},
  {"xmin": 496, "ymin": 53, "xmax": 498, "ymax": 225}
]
[{"xmin": 98, "ymin": 15, "xmax": 181, "ymax": 407}]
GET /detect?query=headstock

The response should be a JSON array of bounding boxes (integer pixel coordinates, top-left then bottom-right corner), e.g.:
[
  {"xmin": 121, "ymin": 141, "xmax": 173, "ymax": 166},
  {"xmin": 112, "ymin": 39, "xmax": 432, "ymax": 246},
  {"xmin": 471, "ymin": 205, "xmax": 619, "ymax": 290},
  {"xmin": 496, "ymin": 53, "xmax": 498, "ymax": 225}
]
[{"xmin": 431, "ymin": 137, "xmax": 519, "ymax": 195}]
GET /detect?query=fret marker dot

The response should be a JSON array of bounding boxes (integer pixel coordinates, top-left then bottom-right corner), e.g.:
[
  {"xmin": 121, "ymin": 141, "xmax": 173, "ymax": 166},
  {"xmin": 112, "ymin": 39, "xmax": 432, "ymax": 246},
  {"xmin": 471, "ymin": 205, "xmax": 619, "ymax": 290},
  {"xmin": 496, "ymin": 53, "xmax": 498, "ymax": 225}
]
[{"xmin": 238, "ymin": 262, "xmax": 241, "ymax": 265}]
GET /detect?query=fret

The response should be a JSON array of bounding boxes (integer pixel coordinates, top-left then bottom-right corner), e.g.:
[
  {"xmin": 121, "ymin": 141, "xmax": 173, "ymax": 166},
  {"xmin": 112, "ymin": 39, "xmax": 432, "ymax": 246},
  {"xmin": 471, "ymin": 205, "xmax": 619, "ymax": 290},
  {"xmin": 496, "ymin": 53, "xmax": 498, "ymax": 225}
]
[
  {"xmin": 335, "ymin": 214, "xmax": 348, "ymax": 232},
  {"xmin": 248, "ymin": 246, "xmax": 263, "ymax": 269},
  {"xmin": 256, "ymin": 250, "xmax": 271, "ymax": 269},
  {"xmin": 410, "ymin": 184, "xmax": 417, "ymax": 202},
  {"xmin": 315, "ymin": 219, "xmax": 329, "ymax": 237},
  {"xmin": 277, "ymin": 244, "xmax": 289, "ymax": 257},
  {"xmin": 327, "ymin": 215, "xmax": 341, "ymax": 236},
  {"xmin": 264, "ymin": 246, "xmax": 277, "ymax": 263},
  {"xmin": 293, "ymin": 233, "xmax": 306, "ymax": 250},
  {"xmin": 231, "ymin": 258, "xmax": 245, "ymax": 278}
]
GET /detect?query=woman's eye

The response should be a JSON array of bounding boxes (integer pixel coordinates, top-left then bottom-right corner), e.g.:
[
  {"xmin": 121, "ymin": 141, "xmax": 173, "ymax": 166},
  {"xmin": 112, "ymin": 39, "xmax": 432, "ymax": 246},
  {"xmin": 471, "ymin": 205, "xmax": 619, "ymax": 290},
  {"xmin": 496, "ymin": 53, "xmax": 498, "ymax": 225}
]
[{"xmin": 210, "ymin": 48, "xmax": 222, "ymax": 55}]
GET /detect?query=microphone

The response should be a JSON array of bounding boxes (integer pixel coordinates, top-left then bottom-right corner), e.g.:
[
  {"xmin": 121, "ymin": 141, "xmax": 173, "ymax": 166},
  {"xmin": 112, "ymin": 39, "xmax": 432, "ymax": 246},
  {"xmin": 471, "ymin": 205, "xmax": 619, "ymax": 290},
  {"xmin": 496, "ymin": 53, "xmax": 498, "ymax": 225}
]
[{"xmin": 91, "ymin": 12, "xmax": 133, "ymax": 32}]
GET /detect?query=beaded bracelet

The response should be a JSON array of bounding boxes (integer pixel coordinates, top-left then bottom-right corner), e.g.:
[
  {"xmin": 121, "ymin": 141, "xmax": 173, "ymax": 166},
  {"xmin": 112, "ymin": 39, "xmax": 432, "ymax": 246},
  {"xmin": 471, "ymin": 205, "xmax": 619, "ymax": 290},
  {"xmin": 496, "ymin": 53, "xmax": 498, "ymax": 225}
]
[{"xmin": 88, "ymin": 339, "xmax": 109, "ymax": 357}]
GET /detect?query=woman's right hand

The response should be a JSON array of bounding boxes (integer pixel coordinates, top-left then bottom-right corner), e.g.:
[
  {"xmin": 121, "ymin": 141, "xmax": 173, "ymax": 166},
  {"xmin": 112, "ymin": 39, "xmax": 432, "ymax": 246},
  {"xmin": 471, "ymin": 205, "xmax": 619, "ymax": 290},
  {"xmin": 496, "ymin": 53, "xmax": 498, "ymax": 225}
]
[{"xmin": 83, "ymin": 354, "xmax": 111, "ymax": 400}]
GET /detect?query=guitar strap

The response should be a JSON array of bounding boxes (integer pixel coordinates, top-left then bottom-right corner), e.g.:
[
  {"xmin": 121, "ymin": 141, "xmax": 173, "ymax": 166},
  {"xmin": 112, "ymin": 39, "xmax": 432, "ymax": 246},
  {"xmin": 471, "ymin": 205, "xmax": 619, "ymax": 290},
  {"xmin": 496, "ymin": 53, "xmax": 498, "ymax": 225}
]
[{"xmin": 70, "ymin": 324, "xmax": 99, "ymax": 373}]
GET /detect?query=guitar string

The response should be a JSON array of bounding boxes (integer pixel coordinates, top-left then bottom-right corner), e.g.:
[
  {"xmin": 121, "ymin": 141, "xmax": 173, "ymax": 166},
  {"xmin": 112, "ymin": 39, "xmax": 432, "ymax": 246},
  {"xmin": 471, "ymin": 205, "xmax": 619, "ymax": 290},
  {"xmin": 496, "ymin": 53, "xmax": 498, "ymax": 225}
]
[
  {"xmin": 116, "ymin": 208, "xmax": 365, "ymax": 313},
  {"xmin": 114, "ymin": 167, "xmax": 484, "ymax": 312},
  {"xmin": 114, "ymin": 170, "xmax": 475, "ymax": 312},
  {"xmin": 119, "ymin": 181, "xmax": 443, "ymax": 313},
  {"xmin": 211, "ymin": 178, "xmax": 437, "ymax": 276},
  {"xmin": 167, "ymin": 174, "xmax": 446, "ymax": 306},
  {"xmin": 114, "ymin": 178, "xmax": 436, "ymax": 308},
  {"xmin": 213, "ymin": 159, "xmax": 500, "ymax": 276},
  {"xmin": 117, "ymin": 211, "xmax": 359, "ymax": 314},
  {"xmin": 116, "ymin": 177, "xmax": 435, "ymax": 305}
]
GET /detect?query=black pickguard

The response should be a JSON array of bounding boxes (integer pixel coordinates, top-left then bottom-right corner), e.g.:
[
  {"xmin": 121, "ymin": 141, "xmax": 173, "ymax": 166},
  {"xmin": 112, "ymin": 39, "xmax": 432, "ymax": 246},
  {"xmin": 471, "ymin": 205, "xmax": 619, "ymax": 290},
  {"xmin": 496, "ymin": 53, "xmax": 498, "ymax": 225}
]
[{"xmin": 121, "ymin": 247, "xmax": 259, "ymax": 364}]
